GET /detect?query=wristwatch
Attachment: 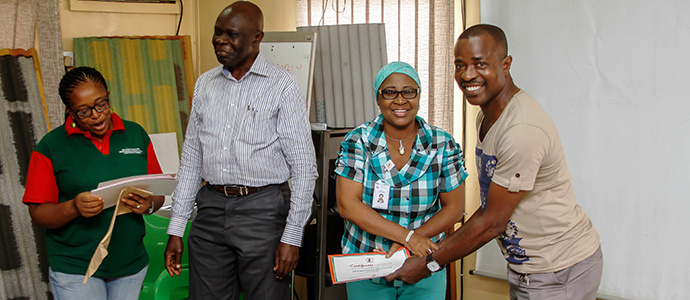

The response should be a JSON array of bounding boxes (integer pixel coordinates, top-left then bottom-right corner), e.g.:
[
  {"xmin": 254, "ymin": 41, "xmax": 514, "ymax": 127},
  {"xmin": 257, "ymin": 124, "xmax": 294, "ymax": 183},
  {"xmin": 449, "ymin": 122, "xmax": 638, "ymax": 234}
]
[{"xmin": 426, "ymin": 253, "xmax": 442, "ymax": 273}]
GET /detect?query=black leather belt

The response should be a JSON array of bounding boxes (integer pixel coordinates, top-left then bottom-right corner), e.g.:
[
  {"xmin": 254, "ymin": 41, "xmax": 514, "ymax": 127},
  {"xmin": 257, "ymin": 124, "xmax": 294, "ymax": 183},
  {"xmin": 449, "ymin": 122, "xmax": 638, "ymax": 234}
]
[{"xmin": 205, "ymin": 182, "xmax": 279, "ymax": 197}]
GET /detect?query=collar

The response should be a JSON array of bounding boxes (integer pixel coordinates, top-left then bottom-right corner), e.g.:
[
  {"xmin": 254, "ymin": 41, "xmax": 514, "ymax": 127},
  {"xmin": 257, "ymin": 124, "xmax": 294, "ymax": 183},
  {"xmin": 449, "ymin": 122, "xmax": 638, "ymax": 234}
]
[
  {"xmin": 366, "ymin": 115, "xmax": 434, "ymax": 155},
  {"xmin": 65, "ymin": 113, "xmax": 125, "ymax": 138},
  {"xmin": 365, "ymin": 115, "xmax": 438, "ymax": 187},
  {"xmin": 220, "ymin": 52, "xmax": 270, "ymax": 80}
]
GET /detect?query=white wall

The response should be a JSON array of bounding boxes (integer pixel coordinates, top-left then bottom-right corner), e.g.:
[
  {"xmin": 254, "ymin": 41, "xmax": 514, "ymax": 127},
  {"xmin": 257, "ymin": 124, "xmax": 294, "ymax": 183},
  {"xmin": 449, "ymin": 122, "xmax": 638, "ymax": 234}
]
[{"xmin": 479, "ymin": 1, "xmax": 690, "ymax": 299}]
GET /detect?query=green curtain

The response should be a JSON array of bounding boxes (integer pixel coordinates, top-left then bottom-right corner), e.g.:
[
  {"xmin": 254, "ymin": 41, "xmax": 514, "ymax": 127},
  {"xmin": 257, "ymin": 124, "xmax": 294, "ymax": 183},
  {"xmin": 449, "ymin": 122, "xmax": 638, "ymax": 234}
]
[{"xmin": 73, "ymin": 36, "xmax": 193, "ymax": 150}]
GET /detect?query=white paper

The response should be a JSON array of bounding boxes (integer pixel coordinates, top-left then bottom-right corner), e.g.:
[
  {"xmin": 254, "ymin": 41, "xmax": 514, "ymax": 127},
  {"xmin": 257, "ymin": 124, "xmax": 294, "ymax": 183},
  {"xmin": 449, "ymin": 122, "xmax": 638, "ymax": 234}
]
[
  {"xmin": 91, "ymin": 174, "xmax": 177, "ymax": 209},
  {"xmin": 148, "ymin": 133, "xmax": 180, "ymax": 207},
  {"xmin": 149, "ymin": 132, "xmax": 179, "ymax": 175},
  {"xmin": 328, "ymin": 248, "xmax": 409, "ymax": 284}
]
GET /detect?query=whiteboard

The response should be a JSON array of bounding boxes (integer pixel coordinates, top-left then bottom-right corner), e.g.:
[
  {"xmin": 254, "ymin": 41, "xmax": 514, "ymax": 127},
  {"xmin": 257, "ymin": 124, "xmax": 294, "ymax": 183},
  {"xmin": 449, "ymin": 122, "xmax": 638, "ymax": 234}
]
[
  {"xmin": 260, "ymin": 31, "xmax": 317, "ymax": 112},
  {"xmin": 477, "ymin": 1, "xmax": 690, "ymax": 299},
  {"xmin": 149, "ymin": 132, "xmax": 179, "ymax": 207},
  {"xmin": 472, "ymin": 239, "xmax": 506, "ymax": 280},
  {"xmin": 149, "ymin": 132, "xmax": 179, "ymax": 175}
]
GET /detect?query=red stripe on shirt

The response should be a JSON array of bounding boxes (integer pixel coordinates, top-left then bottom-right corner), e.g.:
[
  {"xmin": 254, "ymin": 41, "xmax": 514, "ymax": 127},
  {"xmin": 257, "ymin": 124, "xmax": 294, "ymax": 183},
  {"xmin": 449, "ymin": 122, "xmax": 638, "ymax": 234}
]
[
  {"xmin": 147, "ymin": 142, "xmax": 163, "ymax": 174},
  {"xmin": 22, "ymin": 151, "xmax": 59, "ymax": 205}
]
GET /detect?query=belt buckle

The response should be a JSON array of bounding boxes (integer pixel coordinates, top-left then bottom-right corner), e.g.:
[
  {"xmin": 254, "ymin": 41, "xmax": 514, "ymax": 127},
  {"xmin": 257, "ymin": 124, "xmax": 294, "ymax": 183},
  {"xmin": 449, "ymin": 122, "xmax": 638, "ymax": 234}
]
[
  {"xmin": 239, "ymin": 186, "xmax": 249, "ymax": 196},
  {"xmin": 222, "ymin": 185, "xmax": 238, "ymax": 197}
]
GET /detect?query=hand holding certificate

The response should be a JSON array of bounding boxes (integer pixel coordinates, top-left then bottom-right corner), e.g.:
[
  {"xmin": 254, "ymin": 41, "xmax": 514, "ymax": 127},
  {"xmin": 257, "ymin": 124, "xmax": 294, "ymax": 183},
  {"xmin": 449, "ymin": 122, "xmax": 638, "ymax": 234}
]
[
  {"xmin": 328, "ymin": 248, "xmax": 410, "ymax": 284},
  {"xmin": 91, "ymin": 173, "xmax": 177, "ymax": 209}
]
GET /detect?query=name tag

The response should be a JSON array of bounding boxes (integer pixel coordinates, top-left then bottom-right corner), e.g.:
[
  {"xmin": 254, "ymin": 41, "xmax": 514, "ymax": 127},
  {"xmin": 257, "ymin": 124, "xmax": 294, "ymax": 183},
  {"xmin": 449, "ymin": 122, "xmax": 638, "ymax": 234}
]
[{"xmin": 372, "ymin": 180, "xmax": 390, "ymax": 209}]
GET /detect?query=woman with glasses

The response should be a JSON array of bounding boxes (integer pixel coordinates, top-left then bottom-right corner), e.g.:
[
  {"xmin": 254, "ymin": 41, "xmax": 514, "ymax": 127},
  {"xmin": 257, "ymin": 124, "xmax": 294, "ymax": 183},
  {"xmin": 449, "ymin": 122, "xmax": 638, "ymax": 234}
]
[
  {"xmin": 22, "ymin": 66, "xmax": 164, "ymax": 300},
  {"xmin": 335, "ymin": 61, "xmax": 468, "ymax": 299}
]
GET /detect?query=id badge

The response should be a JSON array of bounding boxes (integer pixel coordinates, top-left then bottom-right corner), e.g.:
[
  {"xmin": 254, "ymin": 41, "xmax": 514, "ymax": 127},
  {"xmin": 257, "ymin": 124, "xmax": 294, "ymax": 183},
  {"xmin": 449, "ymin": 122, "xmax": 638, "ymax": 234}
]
[{"xmin": 372, "ymin": 180, "xmax": 390, "ymax": 210}]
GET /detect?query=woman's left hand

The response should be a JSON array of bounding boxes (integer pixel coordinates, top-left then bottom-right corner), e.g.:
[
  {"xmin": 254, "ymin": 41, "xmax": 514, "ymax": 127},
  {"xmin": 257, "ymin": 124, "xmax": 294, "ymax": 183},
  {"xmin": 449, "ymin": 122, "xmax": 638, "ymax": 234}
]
[
  {"xmin": 120, "ymin": 192, "xmax": 153, "ymax": 215},
  {"xmin": 385, "ymin": 242, "xmax": 405, "ymax": 258},
  {"xmin": 406, "ymin": 233, "xmax": 439, "ymax": 257}
]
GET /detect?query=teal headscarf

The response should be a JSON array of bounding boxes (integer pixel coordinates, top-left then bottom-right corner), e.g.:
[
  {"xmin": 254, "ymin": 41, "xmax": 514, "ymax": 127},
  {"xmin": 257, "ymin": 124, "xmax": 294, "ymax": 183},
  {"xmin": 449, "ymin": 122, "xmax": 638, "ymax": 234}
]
[{"xmin": 373, "ymin": 61, "xmax": 422, "ymax": 99}]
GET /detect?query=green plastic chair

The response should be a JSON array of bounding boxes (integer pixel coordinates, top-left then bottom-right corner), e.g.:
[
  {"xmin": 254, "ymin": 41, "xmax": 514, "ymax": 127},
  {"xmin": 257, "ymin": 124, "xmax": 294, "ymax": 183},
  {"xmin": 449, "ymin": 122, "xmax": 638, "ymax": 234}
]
[
  {"xmin": 140, "ymin": 213, "xmax": 192, "ymax": 300},
  {"xmin": 153, "ymin": 268, "xmax": 190, "ymax": 300},
  {"xmin": 140, "ymin": 212, "xmax": 246, "ymax": 300},
  {"xmin": 153, "ymin": 269, "xmax": 245, "ymax": 300}
]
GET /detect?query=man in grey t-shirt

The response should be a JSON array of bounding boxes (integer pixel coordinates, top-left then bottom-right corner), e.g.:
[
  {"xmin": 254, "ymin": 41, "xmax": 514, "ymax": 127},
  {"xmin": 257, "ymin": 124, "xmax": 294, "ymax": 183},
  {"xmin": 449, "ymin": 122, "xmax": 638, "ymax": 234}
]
[{"xmin": 386, "ymin": 24, "xmax": 602, "ymax": 300}]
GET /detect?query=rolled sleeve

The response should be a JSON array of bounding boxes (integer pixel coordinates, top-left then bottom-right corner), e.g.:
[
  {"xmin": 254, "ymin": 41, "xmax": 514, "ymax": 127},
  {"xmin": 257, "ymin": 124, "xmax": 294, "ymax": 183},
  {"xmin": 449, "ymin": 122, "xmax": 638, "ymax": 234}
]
[
  {"xmin": 334, "ymin": 131, "xmax": 367, "ymax": 183},
  {"xmin": 439, "ymin": 139, "xmax": 469, "ymax": 193},
  {"xmin": 493, "ymin": 124, "xmax": 548, "ymax": 191}
]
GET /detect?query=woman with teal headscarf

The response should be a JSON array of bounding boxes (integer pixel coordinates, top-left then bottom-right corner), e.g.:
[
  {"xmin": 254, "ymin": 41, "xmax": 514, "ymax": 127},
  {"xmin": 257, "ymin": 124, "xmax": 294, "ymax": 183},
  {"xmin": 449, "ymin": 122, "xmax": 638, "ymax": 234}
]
[{"xmin": 334, "ymin": 62, "xmax": 469, "ymax": 299}]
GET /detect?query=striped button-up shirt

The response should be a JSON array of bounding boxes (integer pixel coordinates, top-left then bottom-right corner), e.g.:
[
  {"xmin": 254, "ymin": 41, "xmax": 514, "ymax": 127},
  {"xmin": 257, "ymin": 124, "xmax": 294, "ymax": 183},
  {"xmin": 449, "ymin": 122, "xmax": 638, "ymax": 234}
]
[
  {"xmin": 168, "ymin": 53, "xmax": 318, "ymax": 246},
  {"xmin": 335, "ymin": 115, "xmax": 468, "ymax": 254}
]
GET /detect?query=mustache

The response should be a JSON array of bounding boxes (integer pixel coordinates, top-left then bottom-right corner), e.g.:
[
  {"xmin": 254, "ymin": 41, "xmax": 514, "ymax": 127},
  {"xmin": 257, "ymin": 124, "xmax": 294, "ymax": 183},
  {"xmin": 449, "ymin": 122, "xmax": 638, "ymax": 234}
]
[{"xmin": 461, "ymin": 80, "xmax": 484, "ymax": 85}]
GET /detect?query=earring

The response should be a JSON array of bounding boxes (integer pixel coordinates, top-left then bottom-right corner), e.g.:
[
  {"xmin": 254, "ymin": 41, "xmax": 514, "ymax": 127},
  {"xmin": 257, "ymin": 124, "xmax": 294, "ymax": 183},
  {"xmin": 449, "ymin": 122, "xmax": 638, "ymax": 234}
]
[{"xmin": 71, "ymin": 122, "xmax": 77, "ymax": 128}]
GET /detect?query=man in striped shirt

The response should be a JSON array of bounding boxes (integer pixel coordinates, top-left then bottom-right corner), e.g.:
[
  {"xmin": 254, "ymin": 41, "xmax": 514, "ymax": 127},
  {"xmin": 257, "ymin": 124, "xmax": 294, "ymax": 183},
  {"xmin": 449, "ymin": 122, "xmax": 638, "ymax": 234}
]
[{"xmin": 163, "ymin": 2, "xmax": 318, "ymax": 299}]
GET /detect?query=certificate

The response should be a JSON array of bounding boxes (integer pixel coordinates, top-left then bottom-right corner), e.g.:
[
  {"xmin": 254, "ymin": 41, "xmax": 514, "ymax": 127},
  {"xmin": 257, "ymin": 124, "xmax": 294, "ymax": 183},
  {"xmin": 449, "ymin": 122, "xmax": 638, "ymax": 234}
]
[
  {"xmin": 91, "ymin": 173, "xmax": 177, "ymax": 209},
  {"xmin": 328, "ymin": 248, "xmax": 410, "ymax": 284}
]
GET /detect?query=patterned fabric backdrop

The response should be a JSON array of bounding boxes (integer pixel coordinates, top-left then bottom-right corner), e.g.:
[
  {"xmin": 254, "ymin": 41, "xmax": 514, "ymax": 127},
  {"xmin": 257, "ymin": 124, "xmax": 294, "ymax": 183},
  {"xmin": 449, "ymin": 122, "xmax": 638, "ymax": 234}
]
[
  {"xmin": 0, "ymin": 0, "xmax": 65, "ymax": 130},
  {"xmin": 74, "ymin": 36, "xmax": 194, "ymax": 150},
  {"xmin": 0, "ymin": 48, "xmax": 51, "ymax": 300}
]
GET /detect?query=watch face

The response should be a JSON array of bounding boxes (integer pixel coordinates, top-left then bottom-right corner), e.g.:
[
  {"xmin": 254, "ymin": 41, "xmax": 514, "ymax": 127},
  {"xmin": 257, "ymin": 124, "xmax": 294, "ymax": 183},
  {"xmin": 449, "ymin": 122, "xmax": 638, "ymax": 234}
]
[{"xmin": 426, "ymin": 260, "xmax": 441, "ymax": 272}]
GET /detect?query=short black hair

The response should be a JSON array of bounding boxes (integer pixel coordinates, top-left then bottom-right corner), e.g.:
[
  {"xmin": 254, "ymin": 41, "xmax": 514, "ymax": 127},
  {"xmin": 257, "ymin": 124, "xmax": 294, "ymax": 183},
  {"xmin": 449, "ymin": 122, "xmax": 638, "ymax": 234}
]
[
  {"xmin": 58, "ymin": 66, "xmax": 108, "ymax": 107},
  {"xmin": 459, "ymin": 24, "xmax": 508, "ymax": 58}
]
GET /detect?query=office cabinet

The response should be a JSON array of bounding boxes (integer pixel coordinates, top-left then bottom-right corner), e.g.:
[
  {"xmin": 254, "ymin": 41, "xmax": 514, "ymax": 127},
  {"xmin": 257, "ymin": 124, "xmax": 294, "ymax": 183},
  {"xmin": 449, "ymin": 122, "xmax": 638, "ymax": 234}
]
[{"xmin": 296, "ymin": 129, "xmax": 351, "ymax": 300}]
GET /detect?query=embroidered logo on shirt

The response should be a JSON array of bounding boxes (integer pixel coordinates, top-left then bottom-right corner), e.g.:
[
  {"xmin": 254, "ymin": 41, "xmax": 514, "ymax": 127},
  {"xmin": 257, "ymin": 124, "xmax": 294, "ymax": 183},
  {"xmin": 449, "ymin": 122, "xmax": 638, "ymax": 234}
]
[{"xmin": 119, "ymin": 148, "xmax": 143, "ymax": 155}]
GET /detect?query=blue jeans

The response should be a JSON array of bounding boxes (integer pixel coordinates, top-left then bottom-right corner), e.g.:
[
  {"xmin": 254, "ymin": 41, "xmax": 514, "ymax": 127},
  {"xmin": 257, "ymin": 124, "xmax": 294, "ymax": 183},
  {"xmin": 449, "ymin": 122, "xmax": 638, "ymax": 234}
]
[{"xmin": 49, "ymin": 265, "xmax": 148, "ymax": 300}]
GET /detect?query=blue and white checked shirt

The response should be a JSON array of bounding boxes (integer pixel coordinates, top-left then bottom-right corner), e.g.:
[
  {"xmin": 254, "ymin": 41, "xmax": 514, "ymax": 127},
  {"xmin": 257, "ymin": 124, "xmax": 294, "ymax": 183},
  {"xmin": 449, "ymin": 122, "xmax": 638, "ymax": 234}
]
[
  {"xmin": 335, "ymin": 115, "xmax": 468, "ymax": 254},
  {"xmin": 168, "ymin": 53, "xmax": 318, "ymax": 246}
]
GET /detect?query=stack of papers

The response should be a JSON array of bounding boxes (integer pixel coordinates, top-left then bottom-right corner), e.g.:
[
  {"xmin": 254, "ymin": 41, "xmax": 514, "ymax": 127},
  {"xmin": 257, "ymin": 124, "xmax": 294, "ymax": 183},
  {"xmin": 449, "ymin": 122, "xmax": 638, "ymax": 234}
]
[{"xmin": 91, "ymin": 173, "xmax": 178, "ymax": 209}]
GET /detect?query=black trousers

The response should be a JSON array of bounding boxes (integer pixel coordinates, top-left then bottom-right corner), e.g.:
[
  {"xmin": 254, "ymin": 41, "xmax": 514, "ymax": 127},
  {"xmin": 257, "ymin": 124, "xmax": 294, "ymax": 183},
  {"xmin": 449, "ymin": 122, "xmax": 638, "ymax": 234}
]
[{"xmin": 188, "ymin": 184, "xmax": 290, "ymax": 300}]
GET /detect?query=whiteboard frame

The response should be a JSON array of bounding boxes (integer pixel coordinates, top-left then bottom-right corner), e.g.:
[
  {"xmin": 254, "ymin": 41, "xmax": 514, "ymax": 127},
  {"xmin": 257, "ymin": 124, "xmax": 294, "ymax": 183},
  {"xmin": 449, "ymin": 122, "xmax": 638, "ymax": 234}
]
[{"xmin": 261, "ymin": 31, "xmax": 317, "ymax": 113}]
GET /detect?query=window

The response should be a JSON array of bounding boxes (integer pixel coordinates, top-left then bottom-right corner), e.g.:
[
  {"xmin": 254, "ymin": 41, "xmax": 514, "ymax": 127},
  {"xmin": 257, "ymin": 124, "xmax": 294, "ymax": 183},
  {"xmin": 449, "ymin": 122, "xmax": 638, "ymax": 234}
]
[{"xmin": 297, "ymin": 0, "xmax": 456, "ymax": 131}]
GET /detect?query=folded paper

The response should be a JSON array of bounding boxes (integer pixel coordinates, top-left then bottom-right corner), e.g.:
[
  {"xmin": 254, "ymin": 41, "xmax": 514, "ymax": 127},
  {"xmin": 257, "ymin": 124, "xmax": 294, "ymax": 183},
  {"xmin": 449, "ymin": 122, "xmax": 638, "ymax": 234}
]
[{"xmin": 83, "ymin": 187, "xmax": 152, "ymax": 283}]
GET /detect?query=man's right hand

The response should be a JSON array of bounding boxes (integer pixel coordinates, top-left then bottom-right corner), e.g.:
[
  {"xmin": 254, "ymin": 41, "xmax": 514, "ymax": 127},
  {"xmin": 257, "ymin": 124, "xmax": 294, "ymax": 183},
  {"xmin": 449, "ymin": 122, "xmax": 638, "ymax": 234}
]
[{"xmin": 165, "ymin": 235, "xmax": 184, "ymax": 276}]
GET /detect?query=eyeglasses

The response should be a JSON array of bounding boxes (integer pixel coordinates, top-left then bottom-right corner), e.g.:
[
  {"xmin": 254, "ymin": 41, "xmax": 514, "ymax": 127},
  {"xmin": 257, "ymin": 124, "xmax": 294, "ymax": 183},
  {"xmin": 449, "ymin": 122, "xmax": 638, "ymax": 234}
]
[
  {"xmin": 71, "ymin": 99, "xmax": 110, "ymax": 119},
  {"xmin": 378, "ymin": 88, "xmax": 419, "ymax": 100}
]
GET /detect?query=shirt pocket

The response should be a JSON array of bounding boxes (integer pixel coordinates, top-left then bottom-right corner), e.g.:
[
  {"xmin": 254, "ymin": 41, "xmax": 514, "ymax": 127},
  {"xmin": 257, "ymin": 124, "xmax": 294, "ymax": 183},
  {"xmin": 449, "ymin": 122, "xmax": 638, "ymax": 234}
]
[{"xmin": 238, "ymin": 110, "xmax": 277, "ymax": 145}]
